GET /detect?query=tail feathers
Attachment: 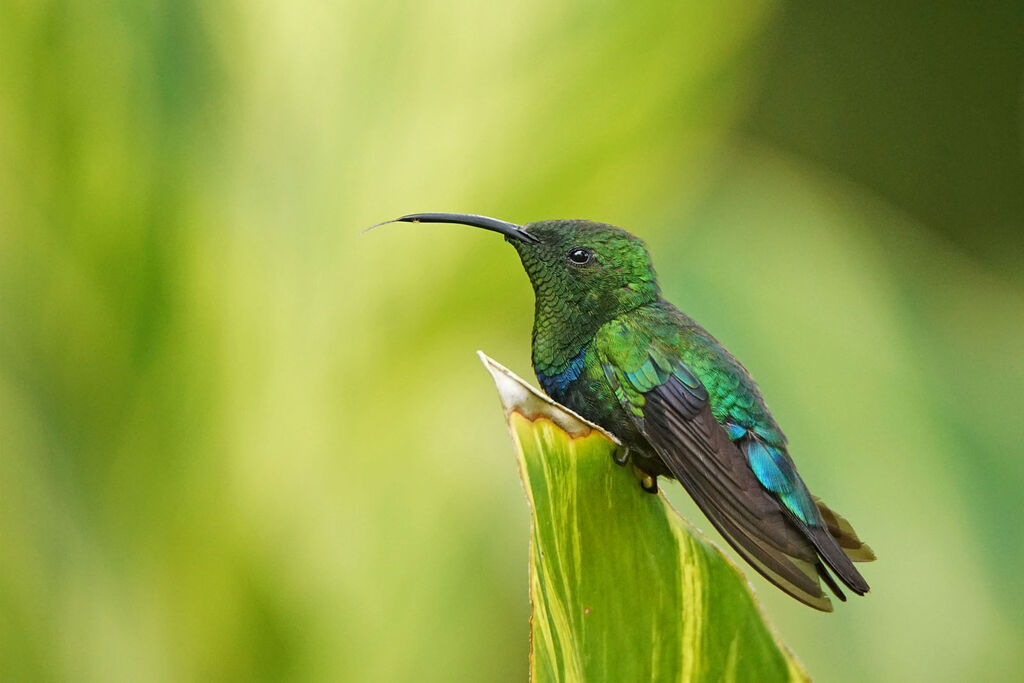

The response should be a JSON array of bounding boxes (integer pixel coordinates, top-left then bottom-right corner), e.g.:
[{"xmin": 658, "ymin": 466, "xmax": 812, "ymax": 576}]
[
  {"xmin": 814, "ymin": 496, "xmax": 876, "ymax": 563},
  {"xmin": 794, "ymin": 497, "xmax": 873, "ymax": 597},
  {"xmin": 805, "ymin": 524, "xmax": 870, "ymax": 596},
  {"xmin": 816, "ymin": 560, "xmax": 847, "ymax": 602}
]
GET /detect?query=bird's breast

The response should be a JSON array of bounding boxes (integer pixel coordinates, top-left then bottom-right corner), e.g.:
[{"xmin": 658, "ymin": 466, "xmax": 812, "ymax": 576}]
[
  {"xmin": 536, "ymin": 347, "xmax": 587, "ymax": 397},
  {"xmin": 535, "ymin": 347, "xmax": 655, "ymax": 460}
]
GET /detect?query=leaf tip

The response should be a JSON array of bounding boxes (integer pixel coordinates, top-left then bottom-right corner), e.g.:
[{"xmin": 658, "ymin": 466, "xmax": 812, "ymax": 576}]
[{"xmin": 477, "ymin": 351, "xmax": 620, "ymax": 444}]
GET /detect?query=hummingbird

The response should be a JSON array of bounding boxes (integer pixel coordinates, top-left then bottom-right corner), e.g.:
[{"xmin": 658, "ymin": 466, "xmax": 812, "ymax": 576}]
[{"xmin": 373, "ymin": 212, "xmax": 874, "ymax": 611}]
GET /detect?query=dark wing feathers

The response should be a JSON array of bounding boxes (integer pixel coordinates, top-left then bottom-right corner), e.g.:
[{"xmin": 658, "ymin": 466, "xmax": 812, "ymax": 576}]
[
  {"xmin": 643, "ymin": 381, "xmax": 834, "ymax": 610},
  {"xmin": 597, "ymin": 336, "xmax": 871, "ymax": 611}
]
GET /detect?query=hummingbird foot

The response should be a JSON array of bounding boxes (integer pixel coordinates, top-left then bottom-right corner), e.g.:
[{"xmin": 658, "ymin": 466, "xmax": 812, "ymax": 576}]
[
  {"xmin": 641, "ymin": 475, "xmax": 658, "ymax": 494},
  {"xmin": 612, "ymin": 445, "xmax": 630, "ymax": 467},
  {"xmin": 632, "ymin": 466, "xmax": 658, "ymax": 494}
]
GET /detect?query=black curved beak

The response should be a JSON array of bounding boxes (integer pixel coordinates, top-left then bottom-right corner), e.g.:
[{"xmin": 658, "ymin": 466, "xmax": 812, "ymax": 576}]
[{"xmin": 365, "ymin": 212, "xmax": 540, "ymax": 245}]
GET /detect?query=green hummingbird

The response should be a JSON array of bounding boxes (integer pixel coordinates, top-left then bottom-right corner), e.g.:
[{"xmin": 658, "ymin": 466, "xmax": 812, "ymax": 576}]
[{"xmin": 374, "ymin": 212, "xmax": 874, "ymax": 611}]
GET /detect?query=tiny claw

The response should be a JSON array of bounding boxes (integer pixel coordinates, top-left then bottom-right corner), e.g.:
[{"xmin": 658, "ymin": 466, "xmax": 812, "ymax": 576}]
[
  {"xmin": 633, "ymin": 467, "xmax": 658, "ymax": 494},
  {"xmin": 641, "ymin": 475, "xmax": 658, "ymax": 494},
  {"xmin": 612, "ymin": 446, "xmax": 630, "ymax": 467}
]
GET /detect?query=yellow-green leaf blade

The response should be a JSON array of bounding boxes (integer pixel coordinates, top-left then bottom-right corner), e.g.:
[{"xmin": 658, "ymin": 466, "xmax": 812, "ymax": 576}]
[{"xmin": 481, "ymin": 352, "xmax": 808, "ymax": 683}]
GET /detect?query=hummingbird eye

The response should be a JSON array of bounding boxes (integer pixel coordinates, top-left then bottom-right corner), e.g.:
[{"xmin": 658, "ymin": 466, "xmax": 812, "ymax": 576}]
[{"xmin": 567, "ymin": 247, "xmax": 592, "ymax": 265}]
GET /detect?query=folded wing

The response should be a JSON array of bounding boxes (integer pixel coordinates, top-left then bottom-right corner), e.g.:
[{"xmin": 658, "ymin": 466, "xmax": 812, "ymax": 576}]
[{"xmin": 595, "ymin": 326, "xmax": 871, "ymax": 611}]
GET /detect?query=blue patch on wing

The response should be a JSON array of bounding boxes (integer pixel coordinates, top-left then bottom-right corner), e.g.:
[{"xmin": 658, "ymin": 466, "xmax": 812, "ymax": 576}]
[
  {"xmin": 746, "ymin": 440, "xmax": 819, "ymax": 525},
  {"xmin": 538, "ymin": 347, "xmax": 587, "ymax": 395},
  {"xmin": 725, "ymin": 423, "xmax": 747, "ymax": 440}
]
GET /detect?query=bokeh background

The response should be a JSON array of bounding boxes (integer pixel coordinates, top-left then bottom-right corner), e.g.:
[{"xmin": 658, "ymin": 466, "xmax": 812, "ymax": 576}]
[{"xmin": 2, "ymin": 1, "xmax": 1023, "ymax": 681}]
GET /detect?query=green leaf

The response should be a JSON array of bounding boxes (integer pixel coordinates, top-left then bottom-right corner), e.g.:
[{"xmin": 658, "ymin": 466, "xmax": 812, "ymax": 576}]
[{"xmin": 479, "ymin": 352, "xmax": 809, "ymax": 683}]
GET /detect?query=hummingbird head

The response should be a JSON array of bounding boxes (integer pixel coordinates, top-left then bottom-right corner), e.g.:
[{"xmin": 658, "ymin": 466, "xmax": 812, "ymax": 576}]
[
  {"xmin": 372, "ymin": 213, "xmax": 660, "ymax": 362},
  {"xmin": 509, "ymin": 219, "xmax": 660, "ymax": 329}
]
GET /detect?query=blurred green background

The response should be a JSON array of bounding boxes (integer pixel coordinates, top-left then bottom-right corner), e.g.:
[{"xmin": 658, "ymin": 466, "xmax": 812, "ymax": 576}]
[{"xmin": 2, "ymin": 1, "xmax": 1022, "ymax": 681}]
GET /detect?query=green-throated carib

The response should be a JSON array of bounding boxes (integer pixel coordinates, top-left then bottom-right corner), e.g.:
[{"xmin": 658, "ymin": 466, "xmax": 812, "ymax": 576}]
[{"xmin": 375, "ymin": 212, "xmax": 874, "ymax": 611}]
